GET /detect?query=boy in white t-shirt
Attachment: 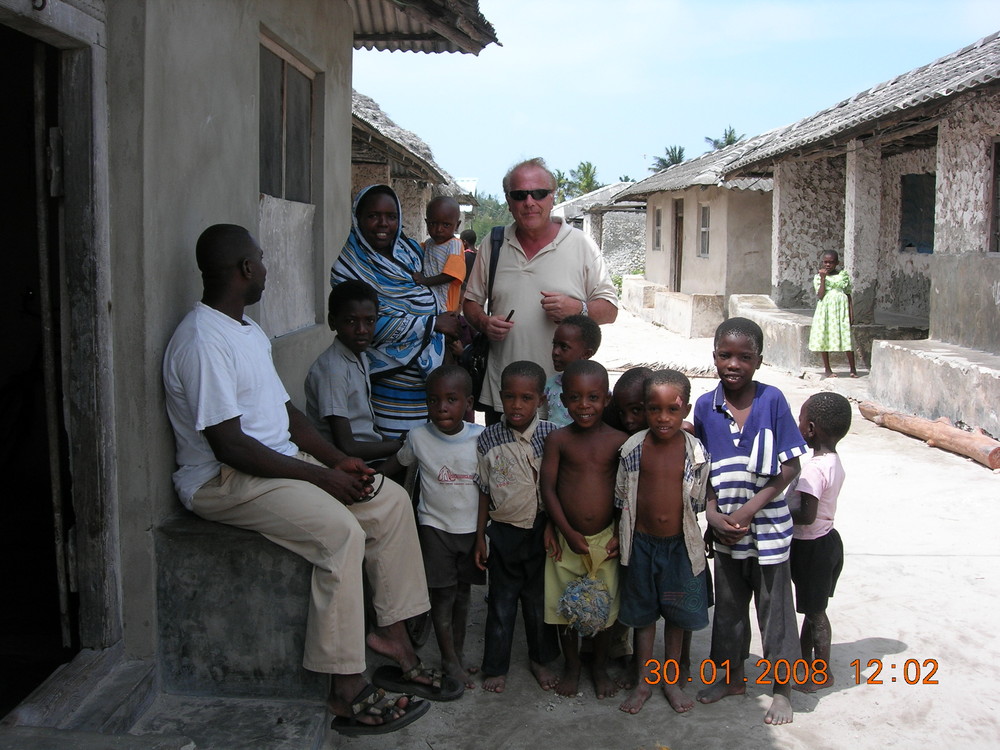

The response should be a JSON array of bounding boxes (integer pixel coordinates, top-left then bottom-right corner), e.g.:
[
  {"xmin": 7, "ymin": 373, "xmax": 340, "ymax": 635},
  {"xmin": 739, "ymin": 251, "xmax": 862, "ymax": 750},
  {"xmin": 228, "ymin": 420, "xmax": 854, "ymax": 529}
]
[
  {"xmin": 382, "ymin": 365, "xmax": 484, "ymax": 691},
  {"xmin": 786, "ymin": 391, "xmax": 851, "ymax": 692}
]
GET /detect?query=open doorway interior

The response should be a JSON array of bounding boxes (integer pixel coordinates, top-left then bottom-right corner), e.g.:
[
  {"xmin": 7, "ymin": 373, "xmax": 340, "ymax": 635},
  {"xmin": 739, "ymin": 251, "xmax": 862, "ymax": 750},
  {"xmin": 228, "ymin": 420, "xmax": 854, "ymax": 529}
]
[{"xmin": 0, "ymin": 23, "xmax": 78, "ymax": 718}]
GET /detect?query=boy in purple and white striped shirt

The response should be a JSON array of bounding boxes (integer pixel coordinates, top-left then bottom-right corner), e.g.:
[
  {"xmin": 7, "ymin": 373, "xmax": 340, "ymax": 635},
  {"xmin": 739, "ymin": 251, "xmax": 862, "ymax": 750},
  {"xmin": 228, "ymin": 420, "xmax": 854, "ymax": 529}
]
[{"xmin": 693, "ymin": 318, "xmax": 807, "ymax": 727}]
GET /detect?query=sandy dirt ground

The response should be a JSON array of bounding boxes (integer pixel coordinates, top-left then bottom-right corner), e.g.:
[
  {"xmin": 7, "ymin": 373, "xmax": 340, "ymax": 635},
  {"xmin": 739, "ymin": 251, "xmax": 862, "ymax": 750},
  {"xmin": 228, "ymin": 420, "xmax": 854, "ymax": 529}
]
[{"xmin": 327, "ymin": 310, "xmax": 1000, "ymax": 750}]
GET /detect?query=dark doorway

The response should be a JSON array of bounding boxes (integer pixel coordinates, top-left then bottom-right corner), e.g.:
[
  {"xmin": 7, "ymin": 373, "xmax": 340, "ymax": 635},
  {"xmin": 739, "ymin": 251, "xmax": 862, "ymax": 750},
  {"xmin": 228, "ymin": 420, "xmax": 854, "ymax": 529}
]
[
  {"xmin": 672, "ymin": 198, "xmax": 684, "ymax": 292},
  {"xmin": 0, "ymin": 23, "xmax": 78, "ymax": 718}
]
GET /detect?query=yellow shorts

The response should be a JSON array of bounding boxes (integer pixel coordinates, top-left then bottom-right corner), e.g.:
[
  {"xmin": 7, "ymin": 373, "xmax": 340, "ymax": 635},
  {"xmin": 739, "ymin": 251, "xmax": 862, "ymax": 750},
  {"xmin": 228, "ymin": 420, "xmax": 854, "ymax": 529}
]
[{"xmin": 544, "ymin": 524, "xmax": 620, "ymax": 627}]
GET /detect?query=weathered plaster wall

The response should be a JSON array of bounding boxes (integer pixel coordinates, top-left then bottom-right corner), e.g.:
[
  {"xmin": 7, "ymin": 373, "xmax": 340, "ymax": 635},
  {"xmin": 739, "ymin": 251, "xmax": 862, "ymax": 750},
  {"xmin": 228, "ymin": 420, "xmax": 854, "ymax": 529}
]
[
  {"xmin": 600, "ymin": 210, "xmax": 645, "ymax": 277},
  {"xmin": 844, "ymin": 140, "xmax": 881, "ymax": 322},
  {"xmin": 351, "ymin": 162, "xmax": 389, "ymax": 198},
  {"xmin": 935, "ymin": 90, "xmax": 1000, "ymax": 255},
  {"xmin": 932, "ymin": 88, "xmax": 1000, "ymax": 351},
  {"xmin": 724, "ymin": 189, "xmax": 772, "ymax": 296},
  {"xmin": 771, "ymin": 157, "xmax": 846, "ymax": 307},
  {"xmin": 108, "ymin": 0, "xmax": 353, "ymax": 659},
  {"xmin": 394, "ymin": 179, "xmax": 431, "ymax": 241},
  {"xmin": 876, "ymin": 147, "xmax": 934, "ymax": 317}
]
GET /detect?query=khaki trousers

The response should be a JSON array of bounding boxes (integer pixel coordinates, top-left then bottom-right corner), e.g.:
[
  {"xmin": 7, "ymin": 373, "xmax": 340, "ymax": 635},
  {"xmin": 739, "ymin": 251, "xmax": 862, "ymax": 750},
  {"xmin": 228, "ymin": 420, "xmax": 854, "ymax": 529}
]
[{"xmin": 191, "ymin": 453, "xmax": 429, "ymax": 674}]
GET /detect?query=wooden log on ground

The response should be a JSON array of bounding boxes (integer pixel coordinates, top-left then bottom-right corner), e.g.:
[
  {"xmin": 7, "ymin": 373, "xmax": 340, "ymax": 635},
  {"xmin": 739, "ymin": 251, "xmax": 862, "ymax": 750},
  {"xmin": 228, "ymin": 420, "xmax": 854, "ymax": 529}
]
[{"xmin": 859, "ymin": 401, "xmax": 1000, "ymax": 470}]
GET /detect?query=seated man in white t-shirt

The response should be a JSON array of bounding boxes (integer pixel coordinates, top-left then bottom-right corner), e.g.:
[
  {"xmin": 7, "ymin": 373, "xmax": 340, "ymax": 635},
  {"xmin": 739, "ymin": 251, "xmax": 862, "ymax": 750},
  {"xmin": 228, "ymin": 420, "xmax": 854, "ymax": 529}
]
[{"xmin": 162, "ymin": 225, "xmax": 458, "ymax": 736}]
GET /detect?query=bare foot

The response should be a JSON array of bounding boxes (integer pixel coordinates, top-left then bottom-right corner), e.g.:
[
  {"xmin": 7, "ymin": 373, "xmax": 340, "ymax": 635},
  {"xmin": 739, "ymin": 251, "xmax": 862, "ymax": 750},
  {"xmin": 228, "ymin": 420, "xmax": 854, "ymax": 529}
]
[
  {"xmin": 822, "ymin": 372, "xmax": 837, "ymax": 379},
  {"xmin": 443, "ymin": 659, "xmax": 476, "ymax": 690},
  {"xmin": 593, "ymin": 666, "xmax": 618, "ymax": 699},
  {"xmin": 849, "ymin": 372, "xmax": 859, "ymax": 378},
  {"xmin": 615, "ymin": 670, "xmax": 636, "ymax": 690},
  {"xmin": 764, "ymin": 693, "xmax": 793, "ymax": 725},
  {"xmin": 618, "ymin": 683, "xmax": 651, "ymax": 714},
  {"xmin": 794, "ymin": 672, "xmax": 834, "ymax": 694},
  {"xmin": 530, "ymin": 661, "xmax": 560, "ymax": 691},
  {"xmin": 555, "ymin": 663, "xmax": 581, "ymax": 697},
  {"xmin": 697, "ymin": 680, "xmax": 745, "ymax": 704},
  {"xmin": 482, "ymin": 674, "xmax": 506, "ymax": 693},
  {"xmin": 663, "ymin": 683, "xmax": 694, "ymax": 713}
]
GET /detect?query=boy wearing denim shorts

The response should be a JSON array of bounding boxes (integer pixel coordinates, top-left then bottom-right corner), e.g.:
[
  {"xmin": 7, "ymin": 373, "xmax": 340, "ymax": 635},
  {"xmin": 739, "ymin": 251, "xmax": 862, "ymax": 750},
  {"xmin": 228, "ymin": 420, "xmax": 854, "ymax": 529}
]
[{"xmin": 616, "ymin": 370, "xmax": 712, "ymax": 715}]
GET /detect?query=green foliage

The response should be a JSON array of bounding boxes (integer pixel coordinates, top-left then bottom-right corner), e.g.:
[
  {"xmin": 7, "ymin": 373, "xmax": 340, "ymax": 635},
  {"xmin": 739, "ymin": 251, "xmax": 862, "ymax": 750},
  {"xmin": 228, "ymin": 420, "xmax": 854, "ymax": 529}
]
[
  {"xmin": 650, "ymin": 145, "xmax": 685, "ymax": 172},
  {"xmin": 469, "ymin": 192, "xmax": 512, "ymax": 242},
  {"xmin": 611, "ymin": 266, "xmax": 645, "ymax": 296},
  {"xmin": 618, "ymin": 174, "xmax": 634, "ymax": 182},
  {"xmin": 704, "ymin": 126, "xmax": 745, "ymax": 151},
  {"xmin": 553, "ymin": 169, "xmax": 571, "ymax": 203},
  {"xmin": 567, "ymin": 161, "xmax": 603, "ymax": 197}
]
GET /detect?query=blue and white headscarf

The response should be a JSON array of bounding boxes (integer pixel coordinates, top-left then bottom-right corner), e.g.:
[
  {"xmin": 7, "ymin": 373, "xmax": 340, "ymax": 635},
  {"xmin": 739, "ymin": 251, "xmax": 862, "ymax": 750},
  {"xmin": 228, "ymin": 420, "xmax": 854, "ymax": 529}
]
[{"xmin": 330, "ymin": 184, "xmax": 446, "ymax": 379}]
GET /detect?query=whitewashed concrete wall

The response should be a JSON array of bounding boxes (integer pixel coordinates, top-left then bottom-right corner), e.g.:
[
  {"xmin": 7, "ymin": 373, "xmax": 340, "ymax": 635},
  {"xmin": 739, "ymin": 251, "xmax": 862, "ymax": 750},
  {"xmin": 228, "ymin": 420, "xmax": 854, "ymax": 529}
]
[
  {"xmin": 724, "ymin": 189, "xmax": 772, "ymax": 296},
  {"xmin": 876, "ymin": 147, "xmax": 935, "ymax": 317},
  {"xmin": 644, "ymin": 192, "xmax": 673, "ymax": 287},
  {"xmin": 771, "ymin": 157, "xmax": 846, "ymax": 307}
]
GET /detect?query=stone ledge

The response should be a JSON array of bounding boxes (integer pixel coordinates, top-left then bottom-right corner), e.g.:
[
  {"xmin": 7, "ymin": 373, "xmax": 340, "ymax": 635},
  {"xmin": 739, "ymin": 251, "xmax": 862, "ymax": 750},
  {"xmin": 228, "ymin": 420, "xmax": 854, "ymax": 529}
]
[
  {"xmin": 156, "ymin": 515, "xmax": 325, "ymax": 700},
  {"xmin": 870, "ymin": 339, "xmax": 1000, "ymax": 438},
  {"xmin": 729, "ymin": 294, "xmax": 928, "ymax": 373}
]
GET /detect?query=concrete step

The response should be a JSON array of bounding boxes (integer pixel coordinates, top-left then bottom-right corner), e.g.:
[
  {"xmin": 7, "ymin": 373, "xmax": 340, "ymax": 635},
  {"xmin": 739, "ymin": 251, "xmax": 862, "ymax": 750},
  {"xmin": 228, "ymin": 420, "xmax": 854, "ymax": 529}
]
[
  {"xmin": 130, "ymin": 693, "xmax": 326, "ymax": 750},
  {"xmin": 3, "ymin": 643, "xmax": 155, "ymax": 733},
  {"xmin": 0, "ymin": 726, "xmax": 194, "ymax": 749}
]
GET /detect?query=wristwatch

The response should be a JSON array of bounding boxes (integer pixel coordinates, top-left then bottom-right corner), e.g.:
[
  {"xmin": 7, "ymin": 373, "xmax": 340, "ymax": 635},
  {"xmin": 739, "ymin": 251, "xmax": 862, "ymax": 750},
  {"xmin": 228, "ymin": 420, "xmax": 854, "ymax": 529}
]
[{"xmin": 580, "ymin": 298, "xmax": 589, "ymax": 316}]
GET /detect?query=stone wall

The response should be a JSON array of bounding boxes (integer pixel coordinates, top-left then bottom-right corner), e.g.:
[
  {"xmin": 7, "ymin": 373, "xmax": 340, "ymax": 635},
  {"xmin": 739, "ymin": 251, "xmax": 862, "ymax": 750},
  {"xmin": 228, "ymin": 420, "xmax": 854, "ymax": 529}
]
[
  {"xmin": 931, "ymin": 89, "xmax": 1000, "ymax": 351},
  {"xmin": 600, "ymin": 210, "xmax": 645, "ymax": 277},
  {"xmin": 876, "ymin": 148, "xmax": 935, "ymax": 317},
  {"xmin": 771, "ymin": 157, "xmax": 846, "ymax": 307}
]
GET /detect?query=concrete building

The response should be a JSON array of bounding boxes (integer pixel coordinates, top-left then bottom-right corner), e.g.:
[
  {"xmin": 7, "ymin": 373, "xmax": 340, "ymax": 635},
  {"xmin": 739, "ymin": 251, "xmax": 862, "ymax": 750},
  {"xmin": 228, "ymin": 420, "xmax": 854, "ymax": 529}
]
[
  {"xmin": 614, "ymin": 146, "xmax": 773, "ymax": 338},
  {"xmin": 551, "ymin": 182, "xmax": 646, "ymax": 278},
  {"xmin": 725, "ymin": 31, "xmax": 1000, "ymax": 437},
  {"xmin": 0, "ymin": 0, "xmax": 496, "ymax": 745}
]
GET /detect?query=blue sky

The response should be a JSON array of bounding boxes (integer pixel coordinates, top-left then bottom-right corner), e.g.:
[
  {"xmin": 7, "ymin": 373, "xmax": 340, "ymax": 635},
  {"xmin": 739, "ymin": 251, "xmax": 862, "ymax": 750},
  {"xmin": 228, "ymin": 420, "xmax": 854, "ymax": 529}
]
[{"xmin": 352, "ymin": 1, "xmax": 1000, "ymax": 196}]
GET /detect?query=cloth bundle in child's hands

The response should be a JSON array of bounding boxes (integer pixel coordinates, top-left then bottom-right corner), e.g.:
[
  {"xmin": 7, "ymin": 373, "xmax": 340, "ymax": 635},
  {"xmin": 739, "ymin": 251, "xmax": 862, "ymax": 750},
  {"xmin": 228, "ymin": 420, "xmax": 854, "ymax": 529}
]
[{"xmin": 557, "ymin": 573, "xmax": 611, "ymax": 637}]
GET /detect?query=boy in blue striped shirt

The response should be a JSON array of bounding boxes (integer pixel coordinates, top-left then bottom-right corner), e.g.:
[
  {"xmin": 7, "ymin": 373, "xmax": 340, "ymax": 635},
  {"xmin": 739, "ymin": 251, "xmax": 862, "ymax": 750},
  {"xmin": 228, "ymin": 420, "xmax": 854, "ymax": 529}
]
[{"xmin": 693, "ymin": 318, "xmax": 806, "ymax": 726}]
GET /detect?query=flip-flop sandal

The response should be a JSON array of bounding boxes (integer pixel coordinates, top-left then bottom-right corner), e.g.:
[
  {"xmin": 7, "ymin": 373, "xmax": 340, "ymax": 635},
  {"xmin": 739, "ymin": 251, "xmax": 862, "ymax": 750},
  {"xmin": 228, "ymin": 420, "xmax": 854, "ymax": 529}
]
[
  {"xmin": 330, "ymin": 684, "xmax": 430, "ymax": 737},
  {"xmin": 373, "ymin": 663, "xmax": 464, "ymax": 701}
]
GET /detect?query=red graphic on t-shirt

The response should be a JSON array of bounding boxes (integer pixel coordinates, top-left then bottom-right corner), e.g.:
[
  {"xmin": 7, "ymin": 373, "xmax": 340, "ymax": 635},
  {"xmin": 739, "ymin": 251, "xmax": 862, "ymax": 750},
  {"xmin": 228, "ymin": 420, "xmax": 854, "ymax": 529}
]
[{"xmin": 437, "ymin": 465, "xmax": 476, "ymax": 484}]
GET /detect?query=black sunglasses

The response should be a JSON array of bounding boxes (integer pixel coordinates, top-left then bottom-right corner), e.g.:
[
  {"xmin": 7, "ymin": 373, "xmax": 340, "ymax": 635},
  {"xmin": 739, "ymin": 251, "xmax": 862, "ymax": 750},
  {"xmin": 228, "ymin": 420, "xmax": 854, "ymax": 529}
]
[{"xmin": 507, "ymin": 189, "xmax": 552, "ymax": 201}]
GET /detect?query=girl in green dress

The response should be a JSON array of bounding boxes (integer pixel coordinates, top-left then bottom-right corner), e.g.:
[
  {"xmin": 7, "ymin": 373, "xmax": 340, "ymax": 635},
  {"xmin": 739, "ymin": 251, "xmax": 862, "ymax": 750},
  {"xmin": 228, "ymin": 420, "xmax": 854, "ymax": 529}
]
[{"xmin": 808, "ymin": 251, "xmax": 858, "ymax": 378}]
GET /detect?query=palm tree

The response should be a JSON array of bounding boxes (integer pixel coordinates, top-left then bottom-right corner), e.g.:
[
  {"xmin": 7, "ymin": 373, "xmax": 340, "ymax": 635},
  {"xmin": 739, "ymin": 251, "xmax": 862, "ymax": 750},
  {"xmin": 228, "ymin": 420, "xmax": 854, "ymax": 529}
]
[
  {"xmin": 553, "ymin": 169, "xmax": 571, "ymax": 203},
  {"xmin": 568, "ymin": 161, "xmax": 603, "ymax": 197},
  {"xmin": 704, "ymin": 126, "xmax": 745, "ymax": 151},
  {"xmin": 649, "ymin": 145, "xmax": 685, "ymax": 172}
]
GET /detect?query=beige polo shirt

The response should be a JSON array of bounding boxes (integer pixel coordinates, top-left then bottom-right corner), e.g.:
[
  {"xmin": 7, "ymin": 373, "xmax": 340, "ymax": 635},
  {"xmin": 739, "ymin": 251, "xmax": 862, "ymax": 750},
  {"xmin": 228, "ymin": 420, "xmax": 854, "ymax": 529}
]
[{"xmin": 465, "ymin": 219, "xmax": 618, "ymax": 409}]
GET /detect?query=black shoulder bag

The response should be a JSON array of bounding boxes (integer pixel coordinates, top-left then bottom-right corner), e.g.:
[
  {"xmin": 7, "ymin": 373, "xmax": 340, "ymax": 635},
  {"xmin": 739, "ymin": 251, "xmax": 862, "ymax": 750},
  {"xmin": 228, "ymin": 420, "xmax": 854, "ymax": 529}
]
[{"xmin": 460, "ymin": 225, "xmax": 504, "ymax": 410}]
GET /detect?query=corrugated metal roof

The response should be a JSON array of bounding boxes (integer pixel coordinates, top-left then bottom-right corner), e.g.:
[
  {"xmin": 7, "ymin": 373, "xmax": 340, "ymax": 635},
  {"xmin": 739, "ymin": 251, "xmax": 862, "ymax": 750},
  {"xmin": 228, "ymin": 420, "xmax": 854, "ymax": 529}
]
[
  {"xmin": 612, "ymin": 141, "xmax": 774, "ymax": 202},
  {"xmin": 727, "ymin": 30, "xmax": 1000, "ymax": 174},
  {"xmin": 352, "ymin": 0, "xmax": 499, "ymax": 54}
]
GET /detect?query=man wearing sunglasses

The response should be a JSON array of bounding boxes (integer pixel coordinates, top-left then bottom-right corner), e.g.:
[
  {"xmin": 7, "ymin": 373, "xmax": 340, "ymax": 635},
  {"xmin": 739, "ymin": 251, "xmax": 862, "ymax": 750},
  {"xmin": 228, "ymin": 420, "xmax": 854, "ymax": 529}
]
[{"xmin": 464, "ymin": 158, "xmax": 619, "ymax": 423}]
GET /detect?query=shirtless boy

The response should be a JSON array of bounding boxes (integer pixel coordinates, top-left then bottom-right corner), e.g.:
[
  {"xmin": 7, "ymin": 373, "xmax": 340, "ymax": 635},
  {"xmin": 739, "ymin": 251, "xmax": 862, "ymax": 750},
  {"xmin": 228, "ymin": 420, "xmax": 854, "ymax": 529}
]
[
  {"xmin": 616, "ymin": 370, "xmax": 711, "ymax": 715},
  {"xmin": 541, "ymin": 360, "xmax": 627, "ymax": 699}
]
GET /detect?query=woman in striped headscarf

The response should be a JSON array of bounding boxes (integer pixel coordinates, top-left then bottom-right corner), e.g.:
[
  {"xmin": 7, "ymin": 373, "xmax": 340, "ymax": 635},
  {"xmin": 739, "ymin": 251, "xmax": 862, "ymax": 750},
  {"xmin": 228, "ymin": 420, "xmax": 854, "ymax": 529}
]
[{"xmin": 331, "ymin": 184, "xmax": 460, "ymax": 439}]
